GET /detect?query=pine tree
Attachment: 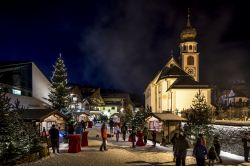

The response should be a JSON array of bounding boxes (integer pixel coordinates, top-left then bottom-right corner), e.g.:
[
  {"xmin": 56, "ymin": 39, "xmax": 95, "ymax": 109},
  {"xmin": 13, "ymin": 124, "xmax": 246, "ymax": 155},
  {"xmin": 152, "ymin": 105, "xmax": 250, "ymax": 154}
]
[
  {"xmin": 184, "ymin": 90, "xmax": 213, "ymax": 138},
  {"xmin": 48, "ymin": 54, "xmax": 70, "ymax": 113},
  {"xmin": 132, "ymin": 105, "xmax": 152, "ymax": 130},
  {"xmin": 0, "ymin": 92, "xmax": 37, "ymax": 164}
]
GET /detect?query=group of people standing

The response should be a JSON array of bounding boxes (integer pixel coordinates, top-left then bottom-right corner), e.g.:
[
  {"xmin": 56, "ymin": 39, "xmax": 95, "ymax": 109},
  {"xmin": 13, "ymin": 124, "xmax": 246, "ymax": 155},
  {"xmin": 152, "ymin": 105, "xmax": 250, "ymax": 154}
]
[
  {"xmin": 171, "ymin": 133, "xmax": 222, "ymax": 166},
  {"xmin": 101, "ymin": 120, "xmax": 158, "ymax": 150}
]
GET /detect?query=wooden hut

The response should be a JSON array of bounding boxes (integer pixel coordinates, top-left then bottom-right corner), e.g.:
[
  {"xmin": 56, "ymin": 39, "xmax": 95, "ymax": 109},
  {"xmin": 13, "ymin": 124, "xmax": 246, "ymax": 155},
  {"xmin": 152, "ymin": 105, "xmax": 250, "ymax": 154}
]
[
  {"xmin": 146, "ymin": 113, "xmax": 185, "ymax": 144},
  {"xmin": 21, "ymin": 109, "xmax": 68, "ymax": 134}
]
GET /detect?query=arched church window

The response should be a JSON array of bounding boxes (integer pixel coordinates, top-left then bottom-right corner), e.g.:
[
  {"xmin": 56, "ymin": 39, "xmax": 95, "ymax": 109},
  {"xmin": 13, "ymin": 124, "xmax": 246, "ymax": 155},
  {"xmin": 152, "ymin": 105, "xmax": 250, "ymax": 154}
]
[
  {"xmin": 189, "ymin": 45, "xmax": 192, "ymax": 51},
  {"xmin": 194, "ymin": 45, "xmax": 197, "ymax": 51},
  {"xmin": 183, "ymin": 45, "xmax": 187, "ymax": 51},
  {"xmin": 187, "ymin": 56, "xmax": 194, "ymax": 65}
]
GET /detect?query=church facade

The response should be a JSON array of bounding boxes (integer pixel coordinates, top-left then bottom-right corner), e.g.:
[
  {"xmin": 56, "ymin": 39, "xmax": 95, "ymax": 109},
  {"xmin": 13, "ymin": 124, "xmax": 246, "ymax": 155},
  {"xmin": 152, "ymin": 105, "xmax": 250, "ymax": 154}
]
[{"xmin": 144, "ymin": 14, "xmax": 211, "ymax": 115}]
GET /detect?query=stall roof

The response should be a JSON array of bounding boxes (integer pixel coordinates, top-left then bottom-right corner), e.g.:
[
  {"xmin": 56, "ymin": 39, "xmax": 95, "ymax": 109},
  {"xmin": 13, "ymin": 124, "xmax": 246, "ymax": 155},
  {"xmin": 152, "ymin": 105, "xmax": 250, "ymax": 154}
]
[
  {"xmin": 149, "ymin": 113, "xmax": 185, "ymax": 122},
  {"xmin": 21, "ymin": 109, "xmax": 68, "ymax": 121}
]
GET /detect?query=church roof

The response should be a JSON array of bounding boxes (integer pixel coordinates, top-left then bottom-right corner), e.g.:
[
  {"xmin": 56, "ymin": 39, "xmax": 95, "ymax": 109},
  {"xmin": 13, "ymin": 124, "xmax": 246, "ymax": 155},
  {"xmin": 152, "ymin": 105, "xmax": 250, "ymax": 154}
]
[
  {"xmin": 168, "ymin": 76, "xmax": 210, "ymax": 90},
  {"xmin": 157, "ymin": 65, "xmax": 189, "ymax": 81}
]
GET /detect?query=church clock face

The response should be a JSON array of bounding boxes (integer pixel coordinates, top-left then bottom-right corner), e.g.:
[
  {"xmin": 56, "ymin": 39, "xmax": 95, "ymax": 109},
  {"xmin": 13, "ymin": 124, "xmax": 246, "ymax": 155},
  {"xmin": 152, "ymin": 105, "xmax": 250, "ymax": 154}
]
[{"xmin": 186, "ymin": 67, "xmax": 195, "ymax": 76}]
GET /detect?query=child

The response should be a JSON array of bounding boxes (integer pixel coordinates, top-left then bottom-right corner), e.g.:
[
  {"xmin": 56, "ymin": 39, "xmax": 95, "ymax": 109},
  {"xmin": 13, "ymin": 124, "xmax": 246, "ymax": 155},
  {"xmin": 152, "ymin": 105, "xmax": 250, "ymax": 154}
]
[{"xmin": 208, "ymin": 146, "xmax": 218, "ymax": 166}]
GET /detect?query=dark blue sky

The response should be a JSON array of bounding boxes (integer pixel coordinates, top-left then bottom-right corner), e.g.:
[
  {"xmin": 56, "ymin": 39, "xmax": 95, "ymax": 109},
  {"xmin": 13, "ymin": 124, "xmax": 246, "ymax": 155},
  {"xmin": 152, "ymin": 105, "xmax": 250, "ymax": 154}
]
[{"xmin": 0, "ymin": 0, "xmax": 249, "ymax": 94}]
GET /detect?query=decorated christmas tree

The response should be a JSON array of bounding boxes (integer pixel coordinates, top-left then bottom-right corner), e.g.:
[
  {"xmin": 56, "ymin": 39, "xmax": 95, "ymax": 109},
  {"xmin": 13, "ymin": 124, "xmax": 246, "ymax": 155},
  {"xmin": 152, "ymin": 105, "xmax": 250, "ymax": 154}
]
[
  {"xmin": 132, "ymin": 105, "xmax": 152, "ymax": 130},
  {"xmin": 184, "ymin": 90, "xmax": 213, "ymax": 138},
  {"xmin": 48, "ymin": 54, "xmax": 70, "ymax": 114}
]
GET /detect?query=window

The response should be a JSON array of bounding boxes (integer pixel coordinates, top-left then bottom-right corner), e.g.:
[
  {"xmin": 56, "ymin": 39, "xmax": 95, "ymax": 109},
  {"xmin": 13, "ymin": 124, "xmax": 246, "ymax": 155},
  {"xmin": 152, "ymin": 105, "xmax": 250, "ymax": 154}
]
[
  {"xmin": 187, "ymin": 56, "xmax": 194, "ymax": 65},
  {"xmin": 72, "ymin": 97, "xmax": 77, "ymax": 102},
  {"xmin": 111, "ymin": 107, "xmax": 115, "ymax": 110},
  {"xmin": 12, "ymin": 89, "xmax": 21, "ymax": 95},
  {"xmin": 189, "ymin": 45, "xmax": 192, "ymax": 50},
  {"xmin": 194, "ymin": 45, "xmax": 197, "ymax": 51},
  {"xmin": 183, "ymin": 45, "xmax": 187, "ymax": 51}
]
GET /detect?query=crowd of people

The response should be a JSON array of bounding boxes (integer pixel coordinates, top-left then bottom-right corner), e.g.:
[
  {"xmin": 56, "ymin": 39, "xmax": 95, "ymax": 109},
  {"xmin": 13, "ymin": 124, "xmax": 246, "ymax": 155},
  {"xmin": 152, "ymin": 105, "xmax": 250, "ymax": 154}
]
[{"xmin": 45, "ymin": 120, "xmax": 250, "ymax": 165}]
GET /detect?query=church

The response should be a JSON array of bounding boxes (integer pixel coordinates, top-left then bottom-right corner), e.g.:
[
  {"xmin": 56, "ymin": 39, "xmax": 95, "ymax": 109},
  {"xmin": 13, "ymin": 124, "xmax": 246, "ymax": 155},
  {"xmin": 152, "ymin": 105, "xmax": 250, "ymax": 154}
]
[{"xmin": 144, "ymin": 14, "xmax": 212, "ymax": 115}]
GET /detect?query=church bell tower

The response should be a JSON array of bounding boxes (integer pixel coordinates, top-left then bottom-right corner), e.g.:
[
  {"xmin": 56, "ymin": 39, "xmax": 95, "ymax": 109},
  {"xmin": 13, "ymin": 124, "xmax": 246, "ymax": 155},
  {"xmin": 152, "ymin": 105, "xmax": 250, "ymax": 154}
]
[{"xmin": 180, "ymin": 10, "xmax": 199, "ymax": 81}]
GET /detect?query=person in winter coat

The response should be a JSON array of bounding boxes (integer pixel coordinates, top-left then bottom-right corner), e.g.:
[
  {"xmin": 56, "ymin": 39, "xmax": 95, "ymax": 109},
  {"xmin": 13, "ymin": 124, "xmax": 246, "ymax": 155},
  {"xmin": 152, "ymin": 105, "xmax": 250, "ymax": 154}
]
[
  {"xmin": 208, "ymin": 146, "xmax": 218, "ymax": 166},
  {"xmin": 175, "ymin": 134, "xmax": 190, "ymax": 166},
  {"xmin": 151, "ymin": 129, "xmax": 157, "ymax": 147},
  {"xmin": 213, "ymin": 136, "xmax": 222, "ymax": 163},
  {"xmin": 114, "ymin": 124, "xmax": 121, "ymax": 142},
  {"xmin": 49, "ymin": 124, "xmax": 59, "ymax": 153},
  {"xmin": 131, "ymin": 126, "xmax": 136, "ymax": 148},
  {"xmin": 171, "ymin": 133, "xmax": 179, "ymax": 162},
  {"xmin": 100, "ymin": 123, "xmax": 108, "ymax": 151},
  {"xmin": 193, "ymin": 138, "xmax": 207, "ymax": 166},
  {"xmin": 242, "ymin": 132, "xmax": 250, "ymax": 162},
  {"xmin": 121, "ymin": 123, "xmax": 128, "ymax": 141},
  {"xmin": 143, "ymin": 126, "xmax": 149, "ymax": 145}
]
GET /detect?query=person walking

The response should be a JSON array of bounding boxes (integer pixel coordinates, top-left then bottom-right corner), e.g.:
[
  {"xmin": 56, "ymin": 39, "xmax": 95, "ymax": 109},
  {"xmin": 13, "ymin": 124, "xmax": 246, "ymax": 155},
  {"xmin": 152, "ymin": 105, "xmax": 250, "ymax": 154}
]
[
  {"xmin": 171, "ymin": 133, "xmax": 179, "ymax": 162},
  {"xmin": 143, "ymin": 126, "xmax": 149, "ymax": 145},
  {"xmin": 109, "ymin": 118, "xmax": 114, "ymax": 135},
  {"xmin": 49, "ymin": 124, "xmax": 59, "ymax": 153},
  {"xmin": 114, "ymin": 124, "xmax": 121, "ymax": 142},
  {"xmin": 151, "ymin": 129, "xmax": 157, "ymax": 147},
  {"xmin": 121, "ymin": 123, "xmax": 128, "ymax": 141},
  {"xmin": 131, "ymin": 126, "xmax": 136, "ymax": 148},
  {"xmin": 213, "ymin": 136, "xmax": 222, "ymax": 163},
  {"xmin": 175, "ymin": 133, "xmax": 190, "ymax": 166},
  {"xmin": 242, "ymin": 132, "xmax": 250, "ymax": 162},
  {"xmin": 100, "ymin": 123, "xmax": 108, "ymax": 151},
  {"xmin": 193, "ymin": 138, "xmax": 207, "ymax": 166}
]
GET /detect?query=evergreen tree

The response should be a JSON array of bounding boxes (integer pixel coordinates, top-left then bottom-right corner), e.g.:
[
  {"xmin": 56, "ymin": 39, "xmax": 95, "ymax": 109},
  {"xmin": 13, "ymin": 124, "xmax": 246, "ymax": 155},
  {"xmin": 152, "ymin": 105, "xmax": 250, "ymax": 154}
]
[
  {"xmin": 48, "ymin": 54, "xmax": 70, "ymax": 113},
  {"xmin": 184, "ymin": 90, "xmax": 213, "ymax": 138},
  {"xmin": 0, "ymin": 92, "xmax": 38, "ymax": 164},
  {"xmin": 132, "ymin": 105, "xmax": 152, "ymax": 130}
]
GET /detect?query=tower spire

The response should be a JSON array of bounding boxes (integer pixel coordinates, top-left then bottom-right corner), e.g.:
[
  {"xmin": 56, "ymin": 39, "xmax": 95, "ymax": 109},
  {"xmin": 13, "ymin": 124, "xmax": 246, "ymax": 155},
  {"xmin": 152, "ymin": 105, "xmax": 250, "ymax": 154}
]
[
  {"xmin": 187, "ymin": 8, "xmax": 191, "ymax": 27},
  {"xmin": 170, "ymin": 49, "xmax": 173, "ymax": 57}
]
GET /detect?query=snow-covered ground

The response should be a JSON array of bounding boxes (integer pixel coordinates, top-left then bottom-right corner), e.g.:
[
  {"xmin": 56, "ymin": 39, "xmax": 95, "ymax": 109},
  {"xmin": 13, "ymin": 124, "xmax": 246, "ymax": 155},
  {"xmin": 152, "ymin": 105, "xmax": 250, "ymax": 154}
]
[{"xmin": 21, "ymin": 125, "xmax": 249, "ymax": 166}]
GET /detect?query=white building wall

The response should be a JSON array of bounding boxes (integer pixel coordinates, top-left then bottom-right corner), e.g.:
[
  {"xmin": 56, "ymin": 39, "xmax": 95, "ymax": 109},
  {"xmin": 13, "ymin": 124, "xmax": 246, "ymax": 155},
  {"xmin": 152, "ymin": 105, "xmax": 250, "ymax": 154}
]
[
  {"xmin": 32, "ymin": 63, "xmax": 51, "ymax": 105},
  {"xmin": 174, "ymin": 89, "xmax": 211, "ymax": 112}
]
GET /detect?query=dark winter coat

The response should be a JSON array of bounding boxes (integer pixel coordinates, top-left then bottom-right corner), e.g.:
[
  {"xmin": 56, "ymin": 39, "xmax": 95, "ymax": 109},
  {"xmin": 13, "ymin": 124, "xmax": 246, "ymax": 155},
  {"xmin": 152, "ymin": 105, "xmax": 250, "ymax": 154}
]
[
  {"xmin": 193, "ymin": 143, "xmax": 207, "ymax": 159},
  {"xmin": 49, "ymin": 127, "xmax": 59, "ymax": 140},
  {"xmin": 175, "ymin": 135, "xmax": 190, "ymax": 155},
  {"xmin": 242, "ymin": 135, "xmax": 250, "ymax": 149},
  {"xmin": 213, "ymin": 139, "xmax": 221, "ymax": 155}
]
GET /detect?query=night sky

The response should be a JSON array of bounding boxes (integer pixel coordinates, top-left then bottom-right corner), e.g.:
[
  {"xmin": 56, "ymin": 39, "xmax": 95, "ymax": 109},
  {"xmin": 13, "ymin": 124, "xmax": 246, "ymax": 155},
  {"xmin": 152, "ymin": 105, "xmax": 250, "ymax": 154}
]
[{"xmin": 0, "ymin": 1, "xmax": 249, "ymax": 94}]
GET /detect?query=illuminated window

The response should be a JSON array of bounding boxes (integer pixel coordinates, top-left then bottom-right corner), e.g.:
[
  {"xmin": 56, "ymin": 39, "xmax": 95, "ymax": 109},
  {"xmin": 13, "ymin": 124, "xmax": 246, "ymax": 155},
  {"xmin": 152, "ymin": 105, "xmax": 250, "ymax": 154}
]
[
  {"xmin": 12, "ymin": 89, "xmax": 21, "ymax": 95},
  {"xmin": 187, "ymin": 56, "xmax": 194, "ymax": 65},
  {"xmin": 73, "ymin": 97, "xmax": 77, "ymax": 102},
  {"xmin": 194, "ymin": 45, "xmax": 197, "ymax": 51}
]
